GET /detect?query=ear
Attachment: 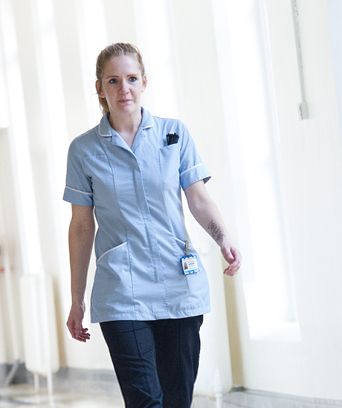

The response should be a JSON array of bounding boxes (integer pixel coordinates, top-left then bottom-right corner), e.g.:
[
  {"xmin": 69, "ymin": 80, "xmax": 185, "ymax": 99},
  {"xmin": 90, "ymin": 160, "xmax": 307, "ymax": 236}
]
[
  {"xmin": 141, "ymin": 75, "xmax": 147, "ymax": 92},
  {"xmin": 96, "ymin": 80, "xmax": 104, "ymax": 97}
]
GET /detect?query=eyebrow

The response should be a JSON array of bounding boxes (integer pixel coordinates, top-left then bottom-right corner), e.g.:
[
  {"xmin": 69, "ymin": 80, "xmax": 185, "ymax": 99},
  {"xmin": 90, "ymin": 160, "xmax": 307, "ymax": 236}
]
[{"xmin": 105, "ymin": 73, "xmax": 140, "ymax": 79}]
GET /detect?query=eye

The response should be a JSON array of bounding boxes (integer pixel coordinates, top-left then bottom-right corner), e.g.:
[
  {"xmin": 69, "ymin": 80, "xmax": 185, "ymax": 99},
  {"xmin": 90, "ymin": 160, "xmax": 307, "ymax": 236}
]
[
  {"xmin": 129, "ymin": 76, "xmax": 137, "ymax": 83},
  {"xmin": 109, "ymin": 78, "xmax": 117, "ymax": 84}
]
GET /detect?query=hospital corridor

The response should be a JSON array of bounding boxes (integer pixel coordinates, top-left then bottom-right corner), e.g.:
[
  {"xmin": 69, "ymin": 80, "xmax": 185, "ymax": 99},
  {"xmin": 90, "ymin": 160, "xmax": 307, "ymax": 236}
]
[{"xmin": 1, "ymin": 0, "xmax": 342, "ymax": 407}]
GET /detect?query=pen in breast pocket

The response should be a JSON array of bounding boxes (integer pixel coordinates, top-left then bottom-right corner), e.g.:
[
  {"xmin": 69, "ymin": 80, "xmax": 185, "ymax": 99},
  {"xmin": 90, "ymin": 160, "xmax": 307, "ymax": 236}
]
[{"xmin": 166, "ymin": 133, "xmax": 179, "ymax": 145}]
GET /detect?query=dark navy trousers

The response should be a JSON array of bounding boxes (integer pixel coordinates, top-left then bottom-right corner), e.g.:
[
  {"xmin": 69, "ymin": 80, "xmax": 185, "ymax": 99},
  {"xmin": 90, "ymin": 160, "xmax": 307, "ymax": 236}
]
[{"xmin": 100, "ymin": 315, "xmax": 203, "ymax": 408}]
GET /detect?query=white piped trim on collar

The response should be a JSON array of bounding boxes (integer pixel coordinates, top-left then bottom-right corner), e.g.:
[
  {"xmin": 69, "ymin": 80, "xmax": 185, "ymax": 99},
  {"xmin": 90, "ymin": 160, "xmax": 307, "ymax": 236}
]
[
  {"xmin": 98, "ymin": 112, "xmax": 112, "ymax": 137},
  {"xmin": 98, "ymin": 108, "xmax": 154, "ymax": 136},
  {"xmin": 99, "ymin": 130, "xmax": 111, "ymax": 137}
]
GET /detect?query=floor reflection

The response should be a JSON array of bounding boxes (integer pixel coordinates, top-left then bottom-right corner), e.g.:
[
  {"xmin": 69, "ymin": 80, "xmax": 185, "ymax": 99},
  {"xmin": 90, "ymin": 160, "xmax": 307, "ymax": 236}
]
[{"xmin": 0, "ymin": 384, "xmax": 125, "ymax": 407}]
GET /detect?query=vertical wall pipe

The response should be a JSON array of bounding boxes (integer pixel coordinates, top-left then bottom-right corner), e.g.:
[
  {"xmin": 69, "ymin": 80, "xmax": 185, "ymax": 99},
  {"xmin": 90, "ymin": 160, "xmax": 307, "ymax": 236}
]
[{"xmin": 291, "ymin": 0, "xmax": 309, "ymax": 119}]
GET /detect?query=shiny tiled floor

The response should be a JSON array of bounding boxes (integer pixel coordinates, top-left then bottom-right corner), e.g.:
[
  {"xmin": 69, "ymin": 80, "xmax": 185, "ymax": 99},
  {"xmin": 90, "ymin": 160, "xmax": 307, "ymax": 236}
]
[{"xmin": 0, "ymin": 384, "xmax": 125, "ymax": 408}]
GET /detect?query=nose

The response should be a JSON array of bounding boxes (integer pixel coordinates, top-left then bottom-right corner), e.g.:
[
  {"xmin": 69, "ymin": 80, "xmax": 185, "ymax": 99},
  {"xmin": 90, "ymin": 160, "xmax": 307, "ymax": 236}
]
[{"xmin": 120, "ymin": 80, "xmax": 129, "ymax": 94}]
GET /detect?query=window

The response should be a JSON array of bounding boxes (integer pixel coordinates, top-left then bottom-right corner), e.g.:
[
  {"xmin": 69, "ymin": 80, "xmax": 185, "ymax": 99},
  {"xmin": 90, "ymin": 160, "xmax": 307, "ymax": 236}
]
[{"xmin": 213, "ymin": 0, "xmax": 299, "ymax": 341}]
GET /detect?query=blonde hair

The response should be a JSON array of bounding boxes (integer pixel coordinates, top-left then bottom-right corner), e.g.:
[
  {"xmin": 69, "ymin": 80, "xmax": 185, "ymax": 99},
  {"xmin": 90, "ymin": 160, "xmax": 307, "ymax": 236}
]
[{"xmin": 96, "ymin": 43, "xmax": 146, "ymax": 114}]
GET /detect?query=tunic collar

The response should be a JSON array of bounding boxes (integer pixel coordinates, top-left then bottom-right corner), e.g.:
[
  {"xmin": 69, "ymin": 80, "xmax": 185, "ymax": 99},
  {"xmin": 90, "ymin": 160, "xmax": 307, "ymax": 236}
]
[{"xmin": 98, "ymin": 107, "xmax": 154, "ymax": 138}]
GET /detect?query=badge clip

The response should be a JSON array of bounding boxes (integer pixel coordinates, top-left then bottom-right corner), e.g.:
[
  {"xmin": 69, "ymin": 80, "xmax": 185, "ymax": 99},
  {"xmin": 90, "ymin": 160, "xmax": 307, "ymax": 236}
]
[{"xmin": 180, "ymin": 240, "xmax": 199, "ymax": 275}]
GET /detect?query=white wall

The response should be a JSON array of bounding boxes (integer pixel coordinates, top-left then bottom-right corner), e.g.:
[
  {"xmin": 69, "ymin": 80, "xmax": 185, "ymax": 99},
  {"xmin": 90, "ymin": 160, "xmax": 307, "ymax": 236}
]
[
  {"xmin": 327, "ymin": 0, "xmax": 342, "ymax": 140},
  {"xmin": 225, "ymin": 0, "xmax": 342, "ymax": 400}
]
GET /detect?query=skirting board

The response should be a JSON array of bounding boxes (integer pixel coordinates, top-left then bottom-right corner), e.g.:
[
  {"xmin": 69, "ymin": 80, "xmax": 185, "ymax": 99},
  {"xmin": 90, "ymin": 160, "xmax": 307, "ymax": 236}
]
[{"xmin": 194, "ymin": 389, "xmax": 342, "ymax": 408}]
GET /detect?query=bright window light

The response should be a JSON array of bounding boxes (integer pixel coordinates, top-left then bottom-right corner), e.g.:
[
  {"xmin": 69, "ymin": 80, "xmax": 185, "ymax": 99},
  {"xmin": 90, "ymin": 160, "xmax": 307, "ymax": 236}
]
[
  {"xmin": 134, "ymin": 0, "xmax": 180, "ymax": 119},
  {"xmin": 0, "ymin": 0, "xmax": 43, "ymax": 274},
  {"xmin": 223, "ymin": 0, "xmax": 299, "ymax": 339},
  {"xmin": 33, "ymin": 0, "xmax": 69, "ymax": 196},
  {"xmin": 30, "ymin": 0, "xmax": 73, "ymax": 290},
  {"xmin": 75, "ymin": 0, "xmax": 108, "ymax": 127},
  {"xmin": 0, "ymin": 44, "xmax": 9, "ymax": 129}
]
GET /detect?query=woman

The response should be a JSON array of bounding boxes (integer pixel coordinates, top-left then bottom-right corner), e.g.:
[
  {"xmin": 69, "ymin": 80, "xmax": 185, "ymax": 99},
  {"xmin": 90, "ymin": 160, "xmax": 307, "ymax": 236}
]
[{"xmin": 64, "ymin": 43, "xmax": 241, "ymax": 408}]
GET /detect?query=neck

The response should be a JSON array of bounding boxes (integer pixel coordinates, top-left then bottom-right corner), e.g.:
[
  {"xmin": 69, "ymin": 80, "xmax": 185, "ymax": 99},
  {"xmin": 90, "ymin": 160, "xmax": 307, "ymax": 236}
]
[{"xmin": 108, "ymin": 108, "xmax": 142, "ymax": 135}]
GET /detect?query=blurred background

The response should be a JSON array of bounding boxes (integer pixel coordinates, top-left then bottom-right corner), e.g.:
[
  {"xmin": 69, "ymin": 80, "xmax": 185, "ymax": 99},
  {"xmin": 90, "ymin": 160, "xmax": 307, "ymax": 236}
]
[{"xmin": 1, "ymin": 0, "xmax": 342, "ymax": 406}]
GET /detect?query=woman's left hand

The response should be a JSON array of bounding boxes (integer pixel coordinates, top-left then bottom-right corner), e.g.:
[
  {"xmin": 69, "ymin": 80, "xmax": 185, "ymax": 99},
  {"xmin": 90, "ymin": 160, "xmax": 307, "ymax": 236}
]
[
  {"xmin": 184, "ymin": 180, "xmax": 242, "ymax": 276},
  {"xmin": 220, "ymin": 239, "xmax": 242, "ymax": 276}
]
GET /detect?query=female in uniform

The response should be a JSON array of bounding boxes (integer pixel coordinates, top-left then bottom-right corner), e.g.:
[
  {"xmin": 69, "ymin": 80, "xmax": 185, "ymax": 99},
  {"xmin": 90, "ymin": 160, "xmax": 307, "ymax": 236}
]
[{"xmin": 64, "ymin": 43, "xmax": 241, "ymax": 408}]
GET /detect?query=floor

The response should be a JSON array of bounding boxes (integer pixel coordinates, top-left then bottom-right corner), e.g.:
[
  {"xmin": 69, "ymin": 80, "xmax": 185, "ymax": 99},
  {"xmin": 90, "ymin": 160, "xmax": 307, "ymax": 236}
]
[
  {"xmin": 0, "ymin": 384, "xmax": 125, "ymax": 408},
  {"xmin": 3, "ymin": 383, "xmax": 341, "ymax": 408}
]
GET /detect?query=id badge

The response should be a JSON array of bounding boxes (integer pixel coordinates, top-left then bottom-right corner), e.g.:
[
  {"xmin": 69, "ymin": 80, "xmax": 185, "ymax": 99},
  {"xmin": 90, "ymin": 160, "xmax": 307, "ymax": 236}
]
[{"xmin": 180, "ymin": 255, "xmax": 199, "ymax": 275}]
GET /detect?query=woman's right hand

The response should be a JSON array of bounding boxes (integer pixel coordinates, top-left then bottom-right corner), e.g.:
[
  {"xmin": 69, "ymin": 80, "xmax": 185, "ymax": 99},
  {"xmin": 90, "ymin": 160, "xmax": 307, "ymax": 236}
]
[{"xmin": 66, "ymin": 301, "xmax": 91, "ymax": 342}]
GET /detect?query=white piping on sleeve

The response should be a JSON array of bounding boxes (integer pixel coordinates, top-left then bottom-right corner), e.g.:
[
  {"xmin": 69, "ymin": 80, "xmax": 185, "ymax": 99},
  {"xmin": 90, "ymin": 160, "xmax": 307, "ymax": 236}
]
[
  {"xmin": 65, "ymin": 186, "xmax": 92, "ymax": 195},
  {"xmin": 180, "ymin": 163, "xmax": 205, "ymax": 177}
]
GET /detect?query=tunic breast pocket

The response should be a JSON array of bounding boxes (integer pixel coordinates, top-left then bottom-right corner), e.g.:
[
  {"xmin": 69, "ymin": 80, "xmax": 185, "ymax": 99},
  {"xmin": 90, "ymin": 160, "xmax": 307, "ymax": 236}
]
[{"xmin": 159, "ymin": 144, "xmax": 180, "ymax": 186}]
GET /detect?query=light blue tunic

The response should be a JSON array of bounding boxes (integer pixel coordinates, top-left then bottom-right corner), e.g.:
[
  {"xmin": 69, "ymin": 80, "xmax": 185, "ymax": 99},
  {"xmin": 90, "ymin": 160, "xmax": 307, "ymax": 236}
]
[{"xmin": 63, "ymin": 108, "xmax": 211, "ymax": 323}]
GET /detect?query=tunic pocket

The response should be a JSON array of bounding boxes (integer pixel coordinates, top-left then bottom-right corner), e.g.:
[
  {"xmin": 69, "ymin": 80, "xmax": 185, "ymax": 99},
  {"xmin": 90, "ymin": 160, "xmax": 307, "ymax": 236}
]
[
  {"xmin": 159, "ymin": 144, "xmax": 180, "ymax": 186},
  {"xmin": 91, "ymin": 242, "xmax": 134, "ymax": 318}
]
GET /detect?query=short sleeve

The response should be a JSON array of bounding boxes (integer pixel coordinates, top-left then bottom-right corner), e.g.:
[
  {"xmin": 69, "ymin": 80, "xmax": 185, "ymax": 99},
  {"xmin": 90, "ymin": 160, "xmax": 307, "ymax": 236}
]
[
  {"xmin": 179, "ymin": 123, "xmax": 211, "ymax": 190},
  {"xmin": 63, "ymin": 138, "xmax": 94, "ymax": 206}
]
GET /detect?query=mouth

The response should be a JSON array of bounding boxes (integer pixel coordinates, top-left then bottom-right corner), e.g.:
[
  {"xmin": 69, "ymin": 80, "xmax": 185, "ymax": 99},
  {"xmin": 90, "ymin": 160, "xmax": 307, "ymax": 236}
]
[{"xmin": 118, "ymin": 99, "xmax": 132, "ymax": 103}]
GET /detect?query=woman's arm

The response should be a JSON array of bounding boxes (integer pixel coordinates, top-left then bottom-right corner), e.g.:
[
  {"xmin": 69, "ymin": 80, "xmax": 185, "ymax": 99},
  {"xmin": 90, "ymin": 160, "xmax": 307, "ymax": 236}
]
[
  {"xmin": 184, "ymin": 180, "xmax": 242, "ymax": 276},
  {"xmin": 66, "ymin": 204, "xmax": 95, "ymax": 342}
]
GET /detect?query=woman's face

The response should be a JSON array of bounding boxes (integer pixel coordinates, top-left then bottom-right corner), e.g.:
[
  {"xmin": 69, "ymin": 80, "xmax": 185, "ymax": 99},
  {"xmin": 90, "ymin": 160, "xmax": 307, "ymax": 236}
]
[{"xmin": 96, "ymin": 55, "xmax": 147, "ymax": 117}]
